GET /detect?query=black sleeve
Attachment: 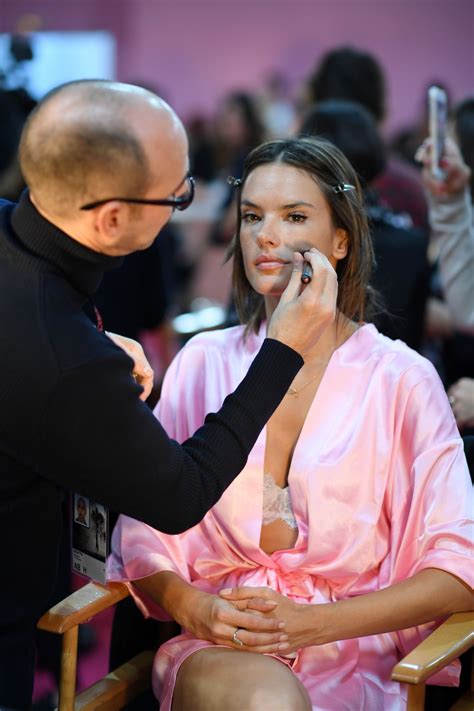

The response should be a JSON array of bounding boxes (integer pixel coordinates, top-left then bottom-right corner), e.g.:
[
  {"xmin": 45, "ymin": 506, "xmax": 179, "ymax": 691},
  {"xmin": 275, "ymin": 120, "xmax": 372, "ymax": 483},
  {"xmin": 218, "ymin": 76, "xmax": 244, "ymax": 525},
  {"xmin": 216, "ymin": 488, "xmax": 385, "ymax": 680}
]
[{"xmin": 39, "ymin": 338, "xmax": 302, "ymax": 533}]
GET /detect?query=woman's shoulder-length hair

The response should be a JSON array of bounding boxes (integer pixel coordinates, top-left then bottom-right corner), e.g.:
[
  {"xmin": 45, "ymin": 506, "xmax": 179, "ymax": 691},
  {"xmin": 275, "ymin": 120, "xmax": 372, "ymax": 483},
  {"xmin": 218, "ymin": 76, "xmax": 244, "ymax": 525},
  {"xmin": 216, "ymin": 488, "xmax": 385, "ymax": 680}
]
[{"xmin": 228, "ymin": 136, "xmax": 376, "ymax": 336}]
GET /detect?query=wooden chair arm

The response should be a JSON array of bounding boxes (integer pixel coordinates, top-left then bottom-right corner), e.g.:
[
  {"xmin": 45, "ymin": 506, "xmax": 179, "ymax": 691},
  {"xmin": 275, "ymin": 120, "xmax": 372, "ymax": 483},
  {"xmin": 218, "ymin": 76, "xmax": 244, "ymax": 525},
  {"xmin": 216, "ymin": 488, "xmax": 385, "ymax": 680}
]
[
  {"xmin": 37, "ymin": 581, "xmax": 130, "ymax": 634},
  {"xmin": 74, "ymin": 650, "xmax": 154, "ymax": 711},
  {"xmin": 392, "ymin": 611, "xmax": 474, "ymax": 685}
]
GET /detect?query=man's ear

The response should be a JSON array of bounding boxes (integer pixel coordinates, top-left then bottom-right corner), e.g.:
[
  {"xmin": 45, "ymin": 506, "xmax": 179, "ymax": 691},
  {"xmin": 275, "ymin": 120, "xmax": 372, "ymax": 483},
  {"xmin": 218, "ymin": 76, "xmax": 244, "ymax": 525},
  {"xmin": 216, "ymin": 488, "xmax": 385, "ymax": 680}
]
[
  {"xmin": 332, "ymin": 228, "xmax": 349, "ymax": 261},
  {"xmin": 93, "ymin": 202, "xmax": 129, "ymax": 247}
]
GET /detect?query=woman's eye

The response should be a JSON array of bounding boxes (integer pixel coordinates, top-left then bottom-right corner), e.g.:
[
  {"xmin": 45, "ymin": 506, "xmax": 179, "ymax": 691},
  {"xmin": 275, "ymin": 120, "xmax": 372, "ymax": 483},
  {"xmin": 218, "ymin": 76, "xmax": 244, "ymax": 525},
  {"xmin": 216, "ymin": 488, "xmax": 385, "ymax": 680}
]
[
  {"xmin": 241, "ymin": 213, "xmax": 260, "ymax": 223},
  {"xmin": 288, "ymin": 213, "xmax": 307, "ymax": 223}
]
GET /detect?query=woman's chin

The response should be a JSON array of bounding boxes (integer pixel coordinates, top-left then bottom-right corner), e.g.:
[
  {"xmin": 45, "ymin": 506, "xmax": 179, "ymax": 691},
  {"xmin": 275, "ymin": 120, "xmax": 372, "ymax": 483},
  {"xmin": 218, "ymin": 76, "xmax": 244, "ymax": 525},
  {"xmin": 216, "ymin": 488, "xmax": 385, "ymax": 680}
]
[
  {"xmin": 255, "ymin": 290, "xmax": 286, "ymax": 306},
  {"xmin": 253, "ymin": 278, "xmax": 290, "ymax": 297}
]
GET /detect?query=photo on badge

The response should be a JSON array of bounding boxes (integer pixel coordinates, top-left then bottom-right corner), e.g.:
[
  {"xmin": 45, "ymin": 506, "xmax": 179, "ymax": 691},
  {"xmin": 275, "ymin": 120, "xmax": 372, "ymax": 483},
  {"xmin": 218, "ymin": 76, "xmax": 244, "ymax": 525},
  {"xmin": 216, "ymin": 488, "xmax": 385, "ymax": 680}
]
[{"xmin": 71, "ymin": 493, "xmax": 109, "ymax": 584}]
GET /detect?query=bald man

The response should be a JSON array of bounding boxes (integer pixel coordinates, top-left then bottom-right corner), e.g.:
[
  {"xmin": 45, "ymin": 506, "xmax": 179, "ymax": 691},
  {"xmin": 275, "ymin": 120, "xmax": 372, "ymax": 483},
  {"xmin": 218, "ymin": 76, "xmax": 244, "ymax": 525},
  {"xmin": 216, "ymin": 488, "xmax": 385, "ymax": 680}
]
[{"xmin": 0, "ymin": 80, "xmax": 336, "ymax": 708}]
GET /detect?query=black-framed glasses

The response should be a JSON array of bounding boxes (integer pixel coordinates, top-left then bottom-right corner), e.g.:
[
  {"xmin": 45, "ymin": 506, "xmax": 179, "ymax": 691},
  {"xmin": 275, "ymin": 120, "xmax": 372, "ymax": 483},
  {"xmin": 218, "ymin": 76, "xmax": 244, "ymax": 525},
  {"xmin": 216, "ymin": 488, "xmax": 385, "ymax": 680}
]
[{"xmin": 79, "ymin": 173, "xmax": 195, "ymax": 211}]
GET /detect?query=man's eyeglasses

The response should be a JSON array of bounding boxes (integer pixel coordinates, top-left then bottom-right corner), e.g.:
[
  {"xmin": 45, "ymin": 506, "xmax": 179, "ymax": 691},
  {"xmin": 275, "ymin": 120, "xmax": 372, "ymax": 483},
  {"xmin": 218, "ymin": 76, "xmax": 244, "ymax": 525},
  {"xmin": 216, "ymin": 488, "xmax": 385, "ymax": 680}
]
[{"xmin": 80, "ymin": 173, "xmax": 195, "ymax": 212}]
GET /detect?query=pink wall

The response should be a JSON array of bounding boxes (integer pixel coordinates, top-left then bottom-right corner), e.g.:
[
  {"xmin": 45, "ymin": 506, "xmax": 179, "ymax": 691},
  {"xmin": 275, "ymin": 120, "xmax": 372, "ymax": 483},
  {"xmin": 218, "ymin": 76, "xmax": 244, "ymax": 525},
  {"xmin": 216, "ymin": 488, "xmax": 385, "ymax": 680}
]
[{"xmin": 2, "ymin": 0, "xmax": 473, "ymax": 135}]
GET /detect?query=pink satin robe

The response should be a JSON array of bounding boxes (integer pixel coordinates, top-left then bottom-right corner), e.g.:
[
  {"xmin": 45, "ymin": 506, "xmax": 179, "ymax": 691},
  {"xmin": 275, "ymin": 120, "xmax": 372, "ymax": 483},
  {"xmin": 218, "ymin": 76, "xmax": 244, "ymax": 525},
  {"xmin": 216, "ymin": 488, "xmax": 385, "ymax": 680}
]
[{"xmin": 108, "ymin": 324, "xmax": 473, "ymax": 711}]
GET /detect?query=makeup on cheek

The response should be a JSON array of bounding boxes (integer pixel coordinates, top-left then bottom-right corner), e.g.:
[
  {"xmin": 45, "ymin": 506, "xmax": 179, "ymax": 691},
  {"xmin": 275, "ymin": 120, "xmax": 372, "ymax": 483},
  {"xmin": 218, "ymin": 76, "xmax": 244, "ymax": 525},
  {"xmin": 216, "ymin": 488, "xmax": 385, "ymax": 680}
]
[{"xmin": 301, "ymin": 260, "xmax": 313, "ymax": 284}]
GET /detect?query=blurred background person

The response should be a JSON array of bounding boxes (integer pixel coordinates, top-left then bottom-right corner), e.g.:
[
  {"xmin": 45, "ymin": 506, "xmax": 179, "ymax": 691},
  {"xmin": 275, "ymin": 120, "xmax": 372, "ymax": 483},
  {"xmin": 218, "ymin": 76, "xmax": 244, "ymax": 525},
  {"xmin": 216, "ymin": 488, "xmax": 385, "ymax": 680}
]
[
  {"xmin": 0, "ymin": 87, "xmax": 36, "ymax": 200},
  {"xmin": 417, "ymin": 104, "xmax": 474, "ymax": 437},
  {"xmin": 258, "ymin": 70, "xmax": 297, "ymax": 139},
  {"xmin": 305, "ymin": 45, "xmax": 429, "ymax": 232},
  {"xmin": 300, "ymin": 99, "xmax": 430, "ymax": 352},
  {"xmin": 209, "ymin": 91, "xmax": 266, "ymax": 247}
]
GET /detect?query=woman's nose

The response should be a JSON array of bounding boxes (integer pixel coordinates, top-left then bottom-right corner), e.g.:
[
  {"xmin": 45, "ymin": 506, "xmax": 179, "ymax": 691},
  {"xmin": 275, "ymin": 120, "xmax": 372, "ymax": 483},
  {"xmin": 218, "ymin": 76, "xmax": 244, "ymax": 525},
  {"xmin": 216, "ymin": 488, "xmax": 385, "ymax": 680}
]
[{"xmin": 256, "ymin": 220, "xmax": 281, "ymax": 248}]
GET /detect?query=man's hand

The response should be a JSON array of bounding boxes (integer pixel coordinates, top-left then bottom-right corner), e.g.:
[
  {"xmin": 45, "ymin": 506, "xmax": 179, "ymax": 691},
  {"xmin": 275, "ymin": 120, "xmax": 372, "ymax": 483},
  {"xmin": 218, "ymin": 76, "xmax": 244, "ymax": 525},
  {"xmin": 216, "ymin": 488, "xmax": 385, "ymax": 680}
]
[
  {"xmin": 416, "ymin": 137, "xmax": 471, "ymax": 197},
  {"xmin": 106, "ymin": 332, "xmax": 154, "ymax": 401},
  {"xmin": 267, "ymin": 249, "xmax": 338, "ymax": 358}
]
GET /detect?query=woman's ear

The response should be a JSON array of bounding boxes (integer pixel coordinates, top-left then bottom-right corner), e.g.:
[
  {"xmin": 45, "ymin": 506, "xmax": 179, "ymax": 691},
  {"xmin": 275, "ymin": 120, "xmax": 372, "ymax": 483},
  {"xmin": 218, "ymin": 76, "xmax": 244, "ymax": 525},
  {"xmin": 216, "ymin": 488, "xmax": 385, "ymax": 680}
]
[{"xmin": 332, "ymin": 228, "xmax": 349, "ymax": 261}]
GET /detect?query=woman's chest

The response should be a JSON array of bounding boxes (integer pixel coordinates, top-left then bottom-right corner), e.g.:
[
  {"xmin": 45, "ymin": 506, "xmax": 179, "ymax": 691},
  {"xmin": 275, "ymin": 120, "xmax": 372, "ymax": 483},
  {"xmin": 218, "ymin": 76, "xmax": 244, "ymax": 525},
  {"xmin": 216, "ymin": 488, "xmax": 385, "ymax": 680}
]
[{"xmin": 264, "ymin": 383, "xmax": 320, "ymax": 487}]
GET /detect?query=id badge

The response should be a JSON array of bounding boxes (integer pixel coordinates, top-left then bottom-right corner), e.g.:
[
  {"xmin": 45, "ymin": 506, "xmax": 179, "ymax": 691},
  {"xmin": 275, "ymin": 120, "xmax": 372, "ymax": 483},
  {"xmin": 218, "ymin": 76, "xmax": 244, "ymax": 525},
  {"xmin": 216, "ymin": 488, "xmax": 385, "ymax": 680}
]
[{"xmin": 71, "ymin": 492, "xmax": 109, "ymax": 584}]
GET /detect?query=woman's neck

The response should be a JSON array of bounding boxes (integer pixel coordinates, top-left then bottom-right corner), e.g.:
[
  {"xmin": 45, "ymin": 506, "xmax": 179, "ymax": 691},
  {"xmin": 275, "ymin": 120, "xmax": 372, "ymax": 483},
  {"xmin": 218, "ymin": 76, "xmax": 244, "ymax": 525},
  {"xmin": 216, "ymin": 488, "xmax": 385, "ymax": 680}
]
[{"xmin": 264, "ymin": 295, "xmax": 357, "ymax": 365}]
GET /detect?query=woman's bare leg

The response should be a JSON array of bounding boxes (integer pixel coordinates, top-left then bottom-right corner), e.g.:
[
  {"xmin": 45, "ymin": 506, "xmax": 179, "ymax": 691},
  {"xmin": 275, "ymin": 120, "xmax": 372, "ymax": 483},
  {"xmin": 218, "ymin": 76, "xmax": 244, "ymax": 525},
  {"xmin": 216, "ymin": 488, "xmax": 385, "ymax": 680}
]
[{"xmin": 171, "ymin": 648, "xmax": 312, "ymax": 711}]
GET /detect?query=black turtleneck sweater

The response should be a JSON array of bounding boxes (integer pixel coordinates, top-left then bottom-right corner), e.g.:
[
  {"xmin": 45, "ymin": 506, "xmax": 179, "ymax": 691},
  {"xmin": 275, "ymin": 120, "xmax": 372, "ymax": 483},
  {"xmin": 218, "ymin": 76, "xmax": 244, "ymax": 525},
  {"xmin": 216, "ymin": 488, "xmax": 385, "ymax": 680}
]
[{"xmin": 0, "ymin": 191, "xmax": 302, "ymax": 697}]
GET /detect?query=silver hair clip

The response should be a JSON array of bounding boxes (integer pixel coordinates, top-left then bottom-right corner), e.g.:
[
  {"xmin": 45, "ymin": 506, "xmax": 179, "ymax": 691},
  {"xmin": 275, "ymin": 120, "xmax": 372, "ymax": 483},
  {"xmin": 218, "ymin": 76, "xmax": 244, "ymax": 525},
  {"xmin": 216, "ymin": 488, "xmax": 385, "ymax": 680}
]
[
  {"xmin": 333, "ymin": 183, "xmax": 355, "ymax": 194},
  {"xmin": 227, "ymin": 176, "xmax": 242, "ymax": 187}
]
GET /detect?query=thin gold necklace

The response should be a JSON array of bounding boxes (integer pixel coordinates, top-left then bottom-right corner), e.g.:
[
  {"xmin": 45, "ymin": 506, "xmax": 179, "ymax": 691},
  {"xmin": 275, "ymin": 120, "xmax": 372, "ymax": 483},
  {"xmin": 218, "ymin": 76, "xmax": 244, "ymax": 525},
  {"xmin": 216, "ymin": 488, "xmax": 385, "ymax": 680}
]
[
  {"xmin": 287, "ymin": 375, "xmax": 320, "ymax": 397},
  {"xmin": 286, "ymin": 320, "xmax": 358, "ymax": 397},
  {"xmin": 286, "ymin": 361, "xmax": 329, "ymax": 397},
  {"xmin": 286, "ymin": 320, "xmax": 360, "ymax": 397}
]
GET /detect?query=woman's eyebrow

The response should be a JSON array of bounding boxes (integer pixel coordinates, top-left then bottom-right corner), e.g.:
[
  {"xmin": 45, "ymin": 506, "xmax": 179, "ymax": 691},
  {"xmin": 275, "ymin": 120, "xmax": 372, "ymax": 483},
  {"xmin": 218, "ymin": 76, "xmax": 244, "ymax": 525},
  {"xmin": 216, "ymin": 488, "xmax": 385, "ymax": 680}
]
[
  {"xmin": 281, "ymin": 201, "xmax": 314, "ymax": 209},
  {"xmin": 241, "ymin": 199, "xmax": 315, "ymax": 209}
]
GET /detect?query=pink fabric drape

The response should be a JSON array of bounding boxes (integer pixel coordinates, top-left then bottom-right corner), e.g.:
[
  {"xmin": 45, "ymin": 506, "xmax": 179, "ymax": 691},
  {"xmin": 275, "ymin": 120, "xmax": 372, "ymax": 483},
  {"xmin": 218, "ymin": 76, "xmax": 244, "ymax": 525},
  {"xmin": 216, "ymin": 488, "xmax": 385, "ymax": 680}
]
[{"xmin": 108, "ymin": 324, "xmax": 473, "ymax": 711}]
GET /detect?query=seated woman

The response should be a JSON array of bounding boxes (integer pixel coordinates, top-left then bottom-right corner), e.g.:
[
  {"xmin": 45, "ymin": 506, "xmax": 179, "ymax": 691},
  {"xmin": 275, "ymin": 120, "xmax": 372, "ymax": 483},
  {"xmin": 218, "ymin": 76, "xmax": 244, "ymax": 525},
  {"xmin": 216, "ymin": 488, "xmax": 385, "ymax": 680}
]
[{"xmin": 108, "ymin": 137, "xmax": 473, "ymax": 711}]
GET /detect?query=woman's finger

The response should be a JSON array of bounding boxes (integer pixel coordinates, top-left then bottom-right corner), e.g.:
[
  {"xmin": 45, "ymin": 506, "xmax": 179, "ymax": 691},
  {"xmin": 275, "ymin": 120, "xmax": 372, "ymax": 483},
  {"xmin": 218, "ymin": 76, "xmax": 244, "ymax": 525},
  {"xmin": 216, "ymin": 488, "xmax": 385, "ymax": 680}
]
[
  {"xmin": 233, "ymin": 598, "xmax": 277, "ymax": 614},
  {"xmin": 230, "ymin": 628, "xmax": 288, "ymax": 648},
  {"xmin": 214, "ymin": 635, "xmax": 291, "ymax": 654},
  {"xmin": 220, "ymin": 586, "xmax": 273, "ymax": 600},
  {"xmin": 220, "ymin": 607, "xmax": 283, "ymax": 632},
  {"xmin": 235, "ymin": 597, "xmax": 279, "ymax": 614}
]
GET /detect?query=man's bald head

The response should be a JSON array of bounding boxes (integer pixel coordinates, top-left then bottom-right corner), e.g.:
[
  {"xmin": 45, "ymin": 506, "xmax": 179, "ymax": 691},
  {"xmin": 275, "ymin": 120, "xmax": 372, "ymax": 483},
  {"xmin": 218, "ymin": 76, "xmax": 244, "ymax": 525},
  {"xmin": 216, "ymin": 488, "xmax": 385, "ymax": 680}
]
[{"xmin": 19, "ymin": 80, "xmax": 185, "ymax": 218}]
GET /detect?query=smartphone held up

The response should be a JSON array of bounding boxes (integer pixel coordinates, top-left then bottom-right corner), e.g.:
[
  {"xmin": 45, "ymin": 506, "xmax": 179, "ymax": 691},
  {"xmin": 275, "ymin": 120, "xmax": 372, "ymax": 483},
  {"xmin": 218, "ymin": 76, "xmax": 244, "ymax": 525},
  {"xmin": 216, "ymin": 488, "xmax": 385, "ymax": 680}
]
[{"xmin": 428, "ymin": 86, "xmax": 448, "ymax": 180}]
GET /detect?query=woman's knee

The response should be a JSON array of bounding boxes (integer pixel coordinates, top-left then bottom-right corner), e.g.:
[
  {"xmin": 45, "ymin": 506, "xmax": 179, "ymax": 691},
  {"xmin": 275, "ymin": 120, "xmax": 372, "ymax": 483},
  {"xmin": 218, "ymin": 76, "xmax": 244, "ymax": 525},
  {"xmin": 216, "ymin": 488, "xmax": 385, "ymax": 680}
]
[
  {"xmin": 173, "ymin": 649, "xmax": 311, "ymax": 711},
  {"xmin": 245, "ymin": 677, "xmax": 312, "ymax": 711}
]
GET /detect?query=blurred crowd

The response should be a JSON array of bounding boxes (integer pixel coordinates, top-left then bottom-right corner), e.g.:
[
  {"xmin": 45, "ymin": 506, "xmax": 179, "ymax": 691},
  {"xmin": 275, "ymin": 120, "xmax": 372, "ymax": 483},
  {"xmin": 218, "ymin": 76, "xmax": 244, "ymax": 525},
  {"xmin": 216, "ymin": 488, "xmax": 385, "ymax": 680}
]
[
  {"xmin": 1, "ymin": 41, "xmax": 473, "ymax": 709},
  {"xmin": 176, "ymin": 48, "xmax": 472, "ymax": 437}
]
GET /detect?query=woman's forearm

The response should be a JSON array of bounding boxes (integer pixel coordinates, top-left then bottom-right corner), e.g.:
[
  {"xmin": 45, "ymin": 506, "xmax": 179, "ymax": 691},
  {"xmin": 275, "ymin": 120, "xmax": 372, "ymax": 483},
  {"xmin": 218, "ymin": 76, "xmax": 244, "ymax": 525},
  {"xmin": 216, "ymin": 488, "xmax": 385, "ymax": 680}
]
[
  {"xmin": 315, "ymin": 568, "xmax": 473, "ymax": 645},
  {"xmin": 134, "ymin": 570, "xmax": 203, "ymax": 626},
  {"xmin": 135, "ymin": 571, "xmax": 288, "ymax": 649}
]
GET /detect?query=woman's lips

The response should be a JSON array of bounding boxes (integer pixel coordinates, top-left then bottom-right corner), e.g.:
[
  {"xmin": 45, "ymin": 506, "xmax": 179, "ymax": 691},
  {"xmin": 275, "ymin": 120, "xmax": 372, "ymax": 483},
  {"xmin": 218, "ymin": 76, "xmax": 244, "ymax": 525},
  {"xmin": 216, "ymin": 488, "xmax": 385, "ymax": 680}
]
[{"xmin": 255, "ymin": 256, "xmax": 290, "ymax": 270}]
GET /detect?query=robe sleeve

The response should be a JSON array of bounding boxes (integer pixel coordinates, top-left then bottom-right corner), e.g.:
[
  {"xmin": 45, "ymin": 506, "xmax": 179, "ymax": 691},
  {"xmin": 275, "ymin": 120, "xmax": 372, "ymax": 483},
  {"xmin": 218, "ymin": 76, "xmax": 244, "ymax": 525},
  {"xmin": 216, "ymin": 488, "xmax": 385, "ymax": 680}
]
[
  {"xmin": 385, "ymin": 361, "xmax": 473, "ymax": 683},
  {"xmin": 107, "ymin": 339, "xmax": 214, "ymax": 620}
]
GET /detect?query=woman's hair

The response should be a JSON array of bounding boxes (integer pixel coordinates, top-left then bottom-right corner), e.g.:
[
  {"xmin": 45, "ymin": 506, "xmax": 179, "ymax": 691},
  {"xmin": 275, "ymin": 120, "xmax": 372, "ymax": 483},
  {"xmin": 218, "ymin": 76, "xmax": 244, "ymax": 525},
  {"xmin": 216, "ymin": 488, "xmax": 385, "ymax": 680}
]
[
  {"xmin": 307, "ymin": 46, "xmax": 386, "ymax": 123},
  {"xmin": 228, "ymin": 136, "xmax": 376, "ymax": 335}
]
